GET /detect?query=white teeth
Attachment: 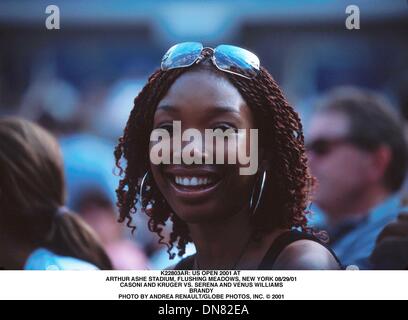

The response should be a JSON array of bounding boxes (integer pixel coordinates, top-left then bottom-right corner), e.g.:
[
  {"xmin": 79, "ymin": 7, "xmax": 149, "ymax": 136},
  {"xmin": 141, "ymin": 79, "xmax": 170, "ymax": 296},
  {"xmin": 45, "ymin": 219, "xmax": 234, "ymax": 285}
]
[{"xmin": 174, "ymin": 176, "xmax": 214, "ymax": 186}]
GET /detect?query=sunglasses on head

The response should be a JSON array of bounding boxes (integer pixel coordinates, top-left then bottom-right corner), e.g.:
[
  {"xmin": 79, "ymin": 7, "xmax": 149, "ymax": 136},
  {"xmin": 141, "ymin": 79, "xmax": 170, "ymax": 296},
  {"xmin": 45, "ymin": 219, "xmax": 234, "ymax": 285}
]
[
  {"xmin": 161, "ymin": 42, "xmax": 260, "ymax": 79},
  {"xmin": 306, "ymin": 138, "xmax": 352, "ymax": 156}
]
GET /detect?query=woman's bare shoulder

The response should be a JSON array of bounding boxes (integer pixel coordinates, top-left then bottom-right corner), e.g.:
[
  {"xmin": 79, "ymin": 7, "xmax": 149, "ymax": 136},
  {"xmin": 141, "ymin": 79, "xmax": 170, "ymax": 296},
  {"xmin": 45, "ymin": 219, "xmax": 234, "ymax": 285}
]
[
  {"xmin": 273, "ymin": 239, "xmax": 341, "ymax": 270},
  {"xmin": 165, "ymin": 264, "xmax": 176, "ymax": 270}
]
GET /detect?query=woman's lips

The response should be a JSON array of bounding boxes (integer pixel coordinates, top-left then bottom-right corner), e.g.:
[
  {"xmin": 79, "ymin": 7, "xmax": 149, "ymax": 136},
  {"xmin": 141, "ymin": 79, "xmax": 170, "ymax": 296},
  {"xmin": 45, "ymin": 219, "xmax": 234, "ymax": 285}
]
[
  {"xmin": 174, "ymin": 175, "xmax": 216, "ymax": 187},
  {"xmin": 163, "ymin": 167, "xmax": 223, "ymax": 200}
]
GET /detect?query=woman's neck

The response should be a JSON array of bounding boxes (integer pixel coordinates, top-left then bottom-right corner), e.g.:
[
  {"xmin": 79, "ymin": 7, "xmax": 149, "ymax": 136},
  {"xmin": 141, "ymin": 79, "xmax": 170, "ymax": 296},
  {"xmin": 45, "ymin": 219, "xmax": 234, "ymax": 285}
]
[{"xmin": 187, "ymin": 205, "xmax": 255, "ymax": 269}]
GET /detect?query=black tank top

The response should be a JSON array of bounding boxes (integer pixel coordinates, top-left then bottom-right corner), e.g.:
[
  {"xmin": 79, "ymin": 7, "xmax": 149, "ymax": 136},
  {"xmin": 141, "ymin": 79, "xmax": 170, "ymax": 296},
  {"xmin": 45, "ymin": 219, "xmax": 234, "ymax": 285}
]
[{"xmin": 174, "ymin": 230, "xmax": 342, "ymax": 270}]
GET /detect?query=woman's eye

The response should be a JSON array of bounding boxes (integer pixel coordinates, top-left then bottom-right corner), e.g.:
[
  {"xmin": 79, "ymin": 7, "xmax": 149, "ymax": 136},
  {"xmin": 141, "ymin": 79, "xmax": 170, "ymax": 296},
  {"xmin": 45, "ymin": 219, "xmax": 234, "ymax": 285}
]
[
  {"xmin": 157, "ymin": 124, "xmax": 173, "ymax": 135},
  {"xmin": 213, "ymin": 124, "xmax": 238, "ymax": 133}
]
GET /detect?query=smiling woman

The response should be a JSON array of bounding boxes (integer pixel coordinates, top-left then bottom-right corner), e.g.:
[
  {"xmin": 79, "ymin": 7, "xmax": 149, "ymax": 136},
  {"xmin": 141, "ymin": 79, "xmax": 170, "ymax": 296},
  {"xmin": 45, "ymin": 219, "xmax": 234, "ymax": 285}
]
[{"xmin": 114, "ymin": 42, "xmax": 341, "ymax": 270}]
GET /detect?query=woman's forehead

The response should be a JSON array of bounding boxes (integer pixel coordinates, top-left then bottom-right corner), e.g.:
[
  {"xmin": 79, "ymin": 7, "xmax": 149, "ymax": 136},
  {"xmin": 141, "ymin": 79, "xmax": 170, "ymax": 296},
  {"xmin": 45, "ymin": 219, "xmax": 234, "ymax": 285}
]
[{"xmin": 157, "ymin": 69, "xmax": 246, "ymax": 114}]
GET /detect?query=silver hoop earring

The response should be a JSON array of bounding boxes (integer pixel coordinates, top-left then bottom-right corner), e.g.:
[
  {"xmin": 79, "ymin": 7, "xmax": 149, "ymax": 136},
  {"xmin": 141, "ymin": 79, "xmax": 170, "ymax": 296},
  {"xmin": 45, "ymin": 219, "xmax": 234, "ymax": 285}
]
[
  {"xmin": 139, "ymin": 171, "xmax": 149, "ymax": 210},
  {"xmin": 249, "ymin": 169, "xmax": 267, "ymax": 216}
]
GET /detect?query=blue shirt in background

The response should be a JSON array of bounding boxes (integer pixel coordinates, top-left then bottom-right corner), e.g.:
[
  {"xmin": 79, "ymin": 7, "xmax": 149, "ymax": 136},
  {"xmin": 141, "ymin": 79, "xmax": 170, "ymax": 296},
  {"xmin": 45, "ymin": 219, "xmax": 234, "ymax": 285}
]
[
  {"xmin": 310, "ymin": 194, "xmax": 403, "ymax": 269},
  {"xmin": 24, "ymin": 248, "xmax": 98, "ymax": 270}
]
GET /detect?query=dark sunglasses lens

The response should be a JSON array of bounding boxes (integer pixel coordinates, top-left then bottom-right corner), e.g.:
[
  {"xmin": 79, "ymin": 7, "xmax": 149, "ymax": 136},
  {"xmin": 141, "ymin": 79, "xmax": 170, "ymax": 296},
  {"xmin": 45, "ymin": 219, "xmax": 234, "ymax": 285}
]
[
  {"xmin": 161, "ymin": 42, "xmax": 203, "ymax": 71},
  {"xmin": 308, "ymin": 140, "xmax": 331, "ymax": 156},
  {"xmin": 213, "ymin": 45, "xmax": 260, "ymax": 79}
]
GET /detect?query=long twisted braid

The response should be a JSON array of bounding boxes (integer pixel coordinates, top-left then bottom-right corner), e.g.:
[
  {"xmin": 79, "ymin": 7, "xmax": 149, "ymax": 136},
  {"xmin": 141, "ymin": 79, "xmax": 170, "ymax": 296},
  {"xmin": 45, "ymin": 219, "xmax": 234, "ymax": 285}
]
[{"xmin": 114, "ymin": 63, "xmax": 314, "ymax": 259}]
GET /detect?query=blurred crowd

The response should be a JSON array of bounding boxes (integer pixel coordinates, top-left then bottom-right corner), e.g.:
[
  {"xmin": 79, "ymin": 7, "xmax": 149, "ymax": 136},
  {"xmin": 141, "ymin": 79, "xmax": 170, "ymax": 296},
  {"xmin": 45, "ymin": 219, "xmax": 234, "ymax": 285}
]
[
  {"xmin": 1, "ymin": 0, "xmax": 407, "ymax": 270},
  {"xmin": 0, "ymin": 67, "xmax": 196, "ymax": 270},
  {"xmin": 1, "ymin": 69, "xmax": 407, "ymax": 270}
]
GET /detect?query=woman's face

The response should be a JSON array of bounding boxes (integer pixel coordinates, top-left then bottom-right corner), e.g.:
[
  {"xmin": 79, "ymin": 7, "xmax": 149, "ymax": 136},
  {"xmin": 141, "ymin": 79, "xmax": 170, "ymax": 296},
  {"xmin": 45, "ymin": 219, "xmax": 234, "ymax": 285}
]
[{"xmin": 150, "ymin": 68, "xmax": 259, "ymax": 224}]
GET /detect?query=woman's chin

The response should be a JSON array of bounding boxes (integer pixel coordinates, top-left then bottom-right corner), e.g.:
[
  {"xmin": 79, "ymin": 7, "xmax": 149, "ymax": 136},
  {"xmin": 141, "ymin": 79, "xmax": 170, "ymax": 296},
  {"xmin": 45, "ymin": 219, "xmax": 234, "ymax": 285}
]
[{"xmin": 172, "ymin": 207, "xmax": 225, "ymax": 224}]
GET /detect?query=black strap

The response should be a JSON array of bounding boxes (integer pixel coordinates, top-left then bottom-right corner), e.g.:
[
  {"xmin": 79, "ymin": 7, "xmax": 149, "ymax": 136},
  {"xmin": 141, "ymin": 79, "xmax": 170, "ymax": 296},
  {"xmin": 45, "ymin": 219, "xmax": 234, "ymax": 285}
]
[
  {"xmin": 174, "ymin": 230, "xmax": 341, "ymax": 270},
  {"xmin": 174, "ymin": 254, "xmax": 195, "ymax": 270}
]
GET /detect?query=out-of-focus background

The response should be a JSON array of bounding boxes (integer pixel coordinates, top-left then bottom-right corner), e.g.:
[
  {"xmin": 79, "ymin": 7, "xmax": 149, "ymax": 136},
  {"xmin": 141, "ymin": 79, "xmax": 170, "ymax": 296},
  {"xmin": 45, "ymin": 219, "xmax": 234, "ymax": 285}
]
[{"xmin": 1, "ymin": 0, "xmax": 407, "ymax": 269}]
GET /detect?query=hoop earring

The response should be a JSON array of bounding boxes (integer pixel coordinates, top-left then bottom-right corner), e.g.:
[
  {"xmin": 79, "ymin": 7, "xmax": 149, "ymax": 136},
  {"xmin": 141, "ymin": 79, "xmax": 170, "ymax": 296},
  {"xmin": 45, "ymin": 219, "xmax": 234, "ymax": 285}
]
[
  {"xmin": 139, "ymin": 171, "xmax": 150, "ymax": 210},
  {"xmin": 249, "ymin": 168, "xmax": 267, "ymax": 216}
]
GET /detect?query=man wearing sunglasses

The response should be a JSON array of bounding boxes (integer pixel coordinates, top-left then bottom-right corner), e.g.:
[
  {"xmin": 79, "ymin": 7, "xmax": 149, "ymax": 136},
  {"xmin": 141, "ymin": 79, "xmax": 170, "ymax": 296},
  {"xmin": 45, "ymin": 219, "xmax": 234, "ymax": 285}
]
[{"xmin": 306, "ymin": 87, "xmax": 408, "ymax": 269}]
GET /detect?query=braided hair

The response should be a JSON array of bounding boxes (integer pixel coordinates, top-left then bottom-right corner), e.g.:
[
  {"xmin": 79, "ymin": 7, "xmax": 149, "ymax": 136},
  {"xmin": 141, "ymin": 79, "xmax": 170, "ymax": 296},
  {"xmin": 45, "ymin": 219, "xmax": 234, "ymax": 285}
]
[{"xmin": 114, "ymin": 61, "xmax": 314, "ymax": 259}]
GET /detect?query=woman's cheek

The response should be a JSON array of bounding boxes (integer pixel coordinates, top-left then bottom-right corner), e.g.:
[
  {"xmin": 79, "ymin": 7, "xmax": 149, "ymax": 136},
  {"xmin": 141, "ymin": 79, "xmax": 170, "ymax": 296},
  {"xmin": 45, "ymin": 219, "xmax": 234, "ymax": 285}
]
[{"xmin": 235, "ymin": 129, "xmax": 259, "ymax": 176}]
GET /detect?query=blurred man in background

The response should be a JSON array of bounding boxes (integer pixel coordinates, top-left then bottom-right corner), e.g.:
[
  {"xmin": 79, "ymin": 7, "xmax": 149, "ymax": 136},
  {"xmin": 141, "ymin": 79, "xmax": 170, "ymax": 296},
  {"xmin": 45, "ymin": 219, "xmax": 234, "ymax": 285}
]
[
  {"xmin": 307, "ymin": 87, "xmax": 408, "ymax": 269},
  {"xmin": 370, "ymin": 72, "xmax": 408, "ymax": 270}
]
